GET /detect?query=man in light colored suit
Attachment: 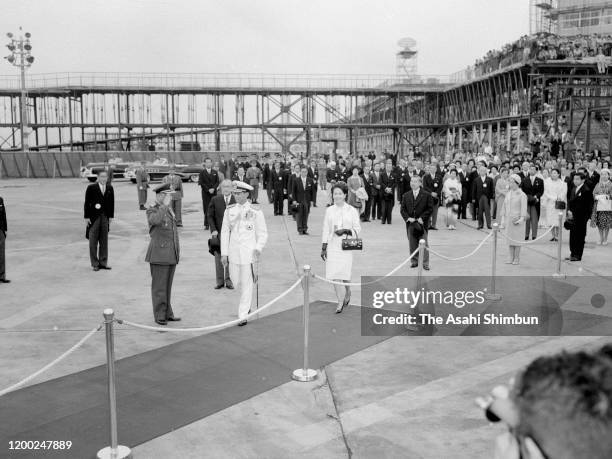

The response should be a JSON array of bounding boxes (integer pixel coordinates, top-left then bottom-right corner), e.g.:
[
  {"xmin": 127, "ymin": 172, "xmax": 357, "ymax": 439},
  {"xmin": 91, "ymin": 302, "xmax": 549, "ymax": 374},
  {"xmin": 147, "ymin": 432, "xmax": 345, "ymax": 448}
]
[
  {"xmin": 162, "ymin": 165, "xmax": 184, "ymax": 227},
  {"xmin": 221, "ymin": 181, "xmax": 268, "ymax": 326}
]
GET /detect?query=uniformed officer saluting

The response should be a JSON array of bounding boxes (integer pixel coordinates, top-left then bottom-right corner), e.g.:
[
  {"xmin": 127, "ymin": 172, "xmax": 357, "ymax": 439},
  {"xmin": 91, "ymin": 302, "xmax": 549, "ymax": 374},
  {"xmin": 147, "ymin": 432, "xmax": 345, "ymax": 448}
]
[
  {"xmin": 221, "ymin": 181, "xmax": 268, "ymax": 326},
  {"xmin": 146, "ymin": 184, "xmax": 182, "ymax": 325},
  {"xmin": 0, "ymin": 195, "xmax": 9, "ymax": 284}
]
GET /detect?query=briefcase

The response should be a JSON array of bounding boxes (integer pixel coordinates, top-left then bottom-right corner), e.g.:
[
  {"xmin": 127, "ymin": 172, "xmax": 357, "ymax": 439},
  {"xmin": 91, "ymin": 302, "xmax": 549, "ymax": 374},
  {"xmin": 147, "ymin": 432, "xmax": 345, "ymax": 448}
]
[{"xmin": 341, "ymin": 235, "xmax": 363, "ymax": 251}]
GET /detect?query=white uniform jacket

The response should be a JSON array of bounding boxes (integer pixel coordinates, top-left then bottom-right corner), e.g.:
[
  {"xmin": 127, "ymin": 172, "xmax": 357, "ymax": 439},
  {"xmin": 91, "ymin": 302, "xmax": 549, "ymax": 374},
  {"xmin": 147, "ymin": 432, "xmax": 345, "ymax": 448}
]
[{"xmin": 221, "ymin": 202, "xmax": 268, "ymax": 265}]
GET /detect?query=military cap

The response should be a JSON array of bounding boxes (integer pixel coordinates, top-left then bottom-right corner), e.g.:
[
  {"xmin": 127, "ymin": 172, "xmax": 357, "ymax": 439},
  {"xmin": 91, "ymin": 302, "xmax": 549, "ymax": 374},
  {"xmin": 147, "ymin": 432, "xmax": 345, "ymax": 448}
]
[
  {"xmin": 153, "ymin": 183, "xmax": 172, "ymax": 194},
  {"xmin": 233, "ymin": 181, "xmax": 254, "ymax": 192}
]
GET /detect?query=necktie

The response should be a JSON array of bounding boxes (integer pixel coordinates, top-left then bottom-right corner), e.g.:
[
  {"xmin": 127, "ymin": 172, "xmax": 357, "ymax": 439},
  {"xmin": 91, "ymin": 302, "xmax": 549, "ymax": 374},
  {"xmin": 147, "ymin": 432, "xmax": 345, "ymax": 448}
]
[{"xmin": 225, "ymin": 196, "xmax": 229, "ymax": 205}]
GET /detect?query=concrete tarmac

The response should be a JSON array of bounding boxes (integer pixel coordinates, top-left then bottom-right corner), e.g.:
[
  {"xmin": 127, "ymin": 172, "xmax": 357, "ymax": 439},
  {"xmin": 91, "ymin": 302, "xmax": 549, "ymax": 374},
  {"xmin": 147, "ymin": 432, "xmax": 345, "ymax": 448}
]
[{"xmin": 0, "ymin": 177, "xmax": 610, "ymax": 458}]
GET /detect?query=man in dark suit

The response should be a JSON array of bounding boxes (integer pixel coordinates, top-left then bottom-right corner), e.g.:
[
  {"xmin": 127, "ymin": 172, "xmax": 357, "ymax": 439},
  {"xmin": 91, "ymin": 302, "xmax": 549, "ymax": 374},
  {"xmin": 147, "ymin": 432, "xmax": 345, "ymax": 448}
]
[
  {"xmin": 198, "ymin": 158, "xmax": 219, "ymax": 230},
  {"xmin": 145, "ymin": 184, "xmax": 181, "ymax": 325},
  {"xmin": 326, "ymin": 161, "xmax": 340, "ymax": 206},
  {"xmin": 400, "ymin": 175, "xmax": 434, "ymax": 270},
  {"xmin": 208, "ymin": 179, "xmax": 235, "ymax": 289},
  {"xmin": 369, "ymin": 162, "xmax": 383, "ymax": 220},
  {"xmin": 521, "ymin": 165, "xmax": 544, "ymax": 240},
  {"xmin": 471, "ymin": 166, "xmax": 495, "ymax": 230},
  {"xmin": 585, "ymin": 161, "xmax": 600, "ymax": 190},
  {"xmin": 0, "ymin": 196, "xmax": 8, "ymax": 283},
  {"xmin": 566, "ymin": 172, "xmax": 594, "ymax": 262},
  {"xmin": 307, "ymin": 160, "xmax": 319, "ymax": 207},
  {"xmin": 270, "ymin": 161, "xmax": 287, "ymax": 216},
  {"xmin": 135, "ymin": 161, "xmax": 149, "ymax": 210},
  {"xmin": 291, "ymin": 165, "xmax": 315, "ymax": 234},
  {"xmin": 380, "ymin": 160, "xmax": 396, "ymax": 224},
  {"xmin": 455, "ymin": 161, "xmax": 468, "ymax": 219},
  {"xmin": 360, "ymin": 163, "xmax": 372, "ymax": 222},
  {"xmin": 422, "ymin": 164, "xmax": 443, "ymax": 230},
  {"xmin": 262, "ymin": 158, "xmax": 273, "ymax": 203},
  {"xmin": 84, "ymin": 170, "xmax": 114, "ymax": 271}
]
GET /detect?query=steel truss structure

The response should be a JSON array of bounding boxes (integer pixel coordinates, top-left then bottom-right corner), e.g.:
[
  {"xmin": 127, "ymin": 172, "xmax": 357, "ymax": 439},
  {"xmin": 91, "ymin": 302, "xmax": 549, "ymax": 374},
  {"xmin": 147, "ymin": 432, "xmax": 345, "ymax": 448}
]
[{"xmin": 1, "ymin": 65, "xmax": 612, "ymax": 160}]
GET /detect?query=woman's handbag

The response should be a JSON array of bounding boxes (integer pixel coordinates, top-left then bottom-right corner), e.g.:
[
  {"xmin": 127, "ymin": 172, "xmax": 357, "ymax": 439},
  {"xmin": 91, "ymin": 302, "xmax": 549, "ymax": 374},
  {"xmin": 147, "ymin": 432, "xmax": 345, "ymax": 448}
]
[
  {"xmin": 342, "ymin": 235, "xmax": 363, "ymax": 250},
  {"xmin": 554, "ymin": 199, "xmax": 566, "ymax": 210}
]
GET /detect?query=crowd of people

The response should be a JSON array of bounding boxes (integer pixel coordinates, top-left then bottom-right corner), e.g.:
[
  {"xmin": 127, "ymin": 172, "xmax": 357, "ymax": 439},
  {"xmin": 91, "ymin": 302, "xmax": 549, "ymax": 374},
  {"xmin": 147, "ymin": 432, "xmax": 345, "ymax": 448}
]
[
  {"xmin": 458, "ymin": 32, "xmax": 612, "ymax": 80},
  {"xmin": 2, "ymin": 147, "xmax": 610, "ymax": 322}
]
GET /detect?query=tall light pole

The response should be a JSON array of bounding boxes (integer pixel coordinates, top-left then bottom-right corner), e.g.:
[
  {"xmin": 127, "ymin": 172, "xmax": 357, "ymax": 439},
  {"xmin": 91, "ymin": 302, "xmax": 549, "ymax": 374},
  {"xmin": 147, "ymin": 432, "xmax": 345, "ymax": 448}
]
[{"xmin": 4, "ymin": 27, "xmax": 34, "ymax": 152}]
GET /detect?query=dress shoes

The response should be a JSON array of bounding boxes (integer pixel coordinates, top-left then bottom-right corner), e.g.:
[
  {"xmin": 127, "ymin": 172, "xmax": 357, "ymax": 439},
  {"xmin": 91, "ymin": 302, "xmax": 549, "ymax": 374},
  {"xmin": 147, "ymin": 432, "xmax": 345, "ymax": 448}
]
[
  {"xmin": 0, "ymin": 279, "xmax": 10, "ymax": 283},
  {"xmin": 214, "ymin": 284, "xmax": 224, "ymax": 289},
  {"xmin": 423, "ymin": 265, "xmax": 430, "ymax": 271},
  {"xmin": 303, "ymin": 231, "xmax": 309, "ymax": 235},
  {"xmin": 93, "ymin": 266, "xmax": 100, "ymax": 271},
  {"xmin": 487, "ymin": 226, "xmax": 492, "ymax": 230},
  {"xmin": 99, "ymin": 266, "xmax": 112, "ymax": 270},
  {"xmin": 410, "ymin": 262, "xmax": 418, "ymax": 268},
  {"xmin": 177, "ymin": 224, "xmax": 183, "ymax": 227},
  {"xmin": 312, "ymin": 204, "xmax": 317, "ymax": 207},
  {"xmin": 225, "ymin": 280, "xmax": 234, "ymax": 289},
  {"xmin": 204, "ymin": 225, "xmax": 209, "ymax": 230},
  {"xmin": 565, "ymin": 256, "xmax": 581, "ymax": 261},
  {"xmin": 139, "ymin": 205, "xmax": 146, "ymax": 210},
  {"xmin": 238, "ymin": 320, "xmax": 247, "ymax": 326},
  {"xmin": 167, "ymin": 317, "xmax": 181, "ymax": 322},
  {"xmin": 155, "ymin": 319, "xmax": 167, "ymax": 326},
  {"xmin": 477, "ymin": 226, "xmax": 483, "ymax": 230}
]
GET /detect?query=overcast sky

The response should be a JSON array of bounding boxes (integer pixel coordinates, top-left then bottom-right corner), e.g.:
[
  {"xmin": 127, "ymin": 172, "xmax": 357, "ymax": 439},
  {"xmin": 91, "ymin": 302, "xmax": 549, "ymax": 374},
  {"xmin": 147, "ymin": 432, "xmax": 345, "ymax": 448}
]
[{"xmin": 1, "ymin": 0, "xmax": 529, "ymax": 77}]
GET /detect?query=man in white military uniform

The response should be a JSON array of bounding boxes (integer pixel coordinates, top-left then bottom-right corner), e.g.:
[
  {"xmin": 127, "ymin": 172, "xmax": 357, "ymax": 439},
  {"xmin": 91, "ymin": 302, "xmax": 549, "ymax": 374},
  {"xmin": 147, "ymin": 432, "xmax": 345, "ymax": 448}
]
[{"xmin": 221, "ymin": 181, "xmax": 268, "ymax": 326}]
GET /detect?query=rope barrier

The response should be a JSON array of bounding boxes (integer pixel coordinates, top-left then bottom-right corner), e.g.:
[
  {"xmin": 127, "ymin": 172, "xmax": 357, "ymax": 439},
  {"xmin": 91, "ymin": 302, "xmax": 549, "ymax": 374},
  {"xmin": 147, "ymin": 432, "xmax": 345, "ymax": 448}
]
[
  {"xmin": 0, "ymin": 324, "xmax": 103, "ymax": 397},
  {"xmin": 312, "ymin": 247, "xmax": 420, "ymax": 286},
  {"xmin": 117, "ymin": 276, "xmax": 304, "ymax": 333},
  {"xmin": 429, "ymin": 232, "xmax": 493, "ymax": 261},
  {"xmin": 499, "ymin": 225, "xmax": 554, "ymax": 245}
]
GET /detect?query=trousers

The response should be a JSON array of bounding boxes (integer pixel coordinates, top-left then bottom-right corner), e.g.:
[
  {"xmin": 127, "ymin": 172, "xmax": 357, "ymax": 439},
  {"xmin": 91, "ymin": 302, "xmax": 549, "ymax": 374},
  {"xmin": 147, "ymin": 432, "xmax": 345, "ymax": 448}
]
[
  {"xmin": 137, "ymin": 187, "xmax": 147, "ymax": 206},
  {"xmin": 477, "ymin": 195, "xmax": 491, "ymax": 228},
  {"xmin": 296, "ymin": 202, "xmax": 310, "ymax": 232},
  {"xmin": 229, "ymin": 263, "xmax": 254, "ymax": 320},
  {"xmin": 150, "ymin": 264, "xmax": 176, "ymax": 321},
  {"xmin": 525, "ymin": 204, "xmax": 540, "ymax": 239},
  {"xmin": 170, "ymin": 199, "xmax": 182, "ymax": 225},
  {"xmin": 89, "ymin": 215, "xmax": 109, "ymax": 268},
  {"xmin": 0, "ymin": 230, "xmax": 5, "ymax": 280},
  {"xmin": 214, "ymin": 252, "xmax": 231, "ymax": 286},
  {"xmin": 407, "ymin": 224, "xmax": 429, "ymax": 266}
]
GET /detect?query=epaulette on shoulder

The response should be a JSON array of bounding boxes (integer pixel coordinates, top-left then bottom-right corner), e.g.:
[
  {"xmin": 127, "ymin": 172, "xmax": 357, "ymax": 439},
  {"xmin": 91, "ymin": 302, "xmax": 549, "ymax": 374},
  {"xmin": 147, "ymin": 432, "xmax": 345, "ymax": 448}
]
[
  {"xmin": 227, "ymin": 203, "xmax": 236, "ymax": 209},
  {"xmin": 250, "ymin": 204, "xmax": 261, "ymax": 211}
]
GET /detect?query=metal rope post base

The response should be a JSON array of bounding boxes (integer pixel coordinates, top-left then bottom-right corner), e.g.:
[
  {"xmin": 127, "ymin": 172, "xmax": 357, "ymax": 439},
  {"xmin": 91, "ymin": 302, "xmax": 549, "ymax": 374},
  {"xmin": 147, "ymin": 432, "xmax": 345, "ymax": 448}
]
[
  {"xmin": 553, "ymin": 212, "xmax": 566, "ymax": 278},
  {"xmin": 292, "ymin": 265, "xmax": 317, "ymax": 382},
  {"xmin": 97, "ymin": 309, "xmax": 132, "ymax": 459},
  {"xmin": 486, "ymin": 224, "xmax": 502, "ymax": 301}
]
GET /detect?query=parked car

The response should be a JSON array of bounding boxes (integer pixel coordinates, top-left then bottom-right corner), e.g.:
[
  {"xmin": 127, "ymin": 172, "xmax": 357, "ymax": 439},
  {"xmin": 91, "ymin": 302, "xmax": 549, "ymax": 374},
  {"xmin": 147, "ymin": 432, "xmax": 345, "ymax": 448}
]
[
  {"xmin": 124, "ymin": 158, "xmax": 204, "ymax": 183},
  {"xmin": 80, "ymin": 158, "xmax": 136, "ymax": 182}
]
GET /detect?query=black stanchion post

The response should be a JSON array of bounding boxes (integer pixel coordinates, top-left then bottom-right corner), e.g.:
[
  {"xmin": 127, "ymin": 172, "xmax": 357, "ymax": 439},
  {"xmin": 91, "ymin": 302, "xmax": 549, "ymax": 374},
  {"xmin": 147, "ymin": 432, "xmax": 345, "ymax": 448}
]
[
  {"xmin": 486, "ymin": 224, "xmax": 502, "ymax": 300},
  {"xmin": 97, "ymin": 309, "xmax": 132, "ymax": 459},
  {"xmin": 553, "ymin": 211, "xmax": 565, "ymax": 278},
  {"xmin": 292, "ymin": 265, "xmax": 317, "ymax": 382}
]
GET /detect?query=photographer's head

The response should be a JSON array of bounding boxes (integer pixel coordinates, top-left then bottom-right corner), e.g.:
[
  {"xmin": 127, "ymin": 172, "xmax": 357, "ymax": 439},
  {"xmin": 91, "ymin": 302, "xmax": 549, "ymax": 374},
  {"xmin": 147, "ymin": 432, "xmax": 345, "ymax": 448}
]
[{"xmin": 483, "ymin": 344, "xmax": 612, "ymax": 459}]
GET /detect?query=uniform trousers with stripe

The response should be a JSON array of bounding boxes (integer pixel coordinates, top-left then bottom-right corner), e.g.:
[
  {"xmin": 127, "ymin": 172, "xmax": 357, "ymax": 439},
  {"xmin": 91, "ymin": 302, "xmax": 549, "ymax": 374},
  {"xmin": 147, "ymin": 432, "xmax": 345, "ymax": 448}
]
[{"xmin": 229, "ymin": 262, "xmax": 254, "ymax": 320}]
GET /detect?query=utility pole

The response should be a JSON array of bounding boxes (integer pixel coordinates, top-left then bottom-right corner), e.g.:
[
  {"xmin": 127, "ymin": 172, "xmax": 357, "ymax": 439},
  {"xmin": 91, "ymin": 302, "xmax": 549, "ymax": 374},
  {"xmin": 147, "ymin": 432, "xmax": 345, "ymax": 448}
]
[{"xmin": 4, "ymin": 27, "xmax": 35, "ymax": 152}]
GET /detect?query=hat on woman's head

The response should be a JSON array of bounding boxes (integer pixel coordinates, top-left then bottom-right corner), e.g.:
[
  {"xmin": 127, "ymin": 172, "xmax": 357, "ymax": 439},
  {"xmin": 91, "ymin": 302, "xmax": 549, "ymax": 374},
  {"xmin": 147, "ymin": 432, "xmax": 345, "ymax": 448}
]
[{"xmin": 509, "ymin": 173, "xmax": 522, "ymax": 185}]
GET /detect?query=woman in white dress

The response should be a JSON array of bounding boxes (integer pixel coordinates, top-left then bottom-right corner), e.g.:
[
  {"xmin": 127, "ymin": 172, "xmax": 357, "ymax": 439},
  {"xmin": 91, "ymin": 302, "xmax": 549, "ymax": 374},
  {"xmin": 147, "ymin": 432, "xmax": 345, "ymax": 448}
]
[
  {"xmin": 500, "ymin": 174, "xmax": 528, "ymax": 265},
  {"xmin": 542, "ymin": 168, "xmax": 567, "ymax": 242},
  {"xmin": 442, "ymin": 169, "xmax": 462, "ymax": 230},
  {"xmin": 321, "ymin": 182, "xmax": 362, "ymax": 313}
]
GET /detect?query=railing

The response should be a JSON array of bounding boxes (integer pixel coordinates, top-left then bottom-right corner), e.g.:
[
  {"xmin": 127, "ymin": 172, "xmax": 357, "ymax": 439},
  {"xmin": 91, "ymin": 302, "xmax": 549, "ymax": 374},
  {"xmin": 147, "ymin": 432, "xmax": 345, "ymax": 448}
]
[{"xmin": 0, "ymin": 72, "xmax": 452, "ymax": 91}]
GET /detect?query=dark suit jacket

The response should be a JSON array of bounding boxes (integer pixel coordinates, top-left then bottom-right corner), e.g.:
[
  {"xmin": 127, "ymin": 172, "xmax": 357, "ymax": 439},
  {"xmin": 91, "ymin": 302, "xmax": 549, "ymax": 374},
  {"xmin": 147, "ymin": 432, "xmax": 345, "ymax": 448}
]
[
  {"xmin": 380, "ymin": 170, "xmax": 396, "ymax": 201},
  {"xmin": 568, "ymin": 184, "xmax": 593, "ymax": 222},
  {"xmin": 369, "ymin": 171, "xmax": 383, "ymax": 197},
  {"xmin": 270, "ymin": 169, "xmax": 287, "ymax": 193},
  {"xmin": 400, "ymin": 188, "xmax": 434, "ymax": 228},
  {"xmin": 471, "ymin": 175, "xmax": 494, "ymax": 200},
  {"xmin": 0, "ymin": 197, "xmax": 6, "ymax": 234},
  {"xmin": 208, "ymin": 194, "xmax": 236, "ymax": 233},
  {"xmin": 326, "ymin": 168, "xmax": 340, "ymax": 183},
  {"xmin": 585, "ymin": 171, "xmax": 600, "ymax": 190},
  {"xmin": 422, "ymin": 173, "xmax": 443, "ymax": 200},
  {"xmin": 520, "ymin": 175, "xmax": 544, "ymax": 207},
  {"xmin": 291, "ymin": 176, "xmax": 315, "ymax": 204},
  {"xmin": 262, "ymin": 164, "xmax": 271, "ymax": 188},
  {"xmin": 307, "ymin": 167, "xmax": 318, "ymax": 182},
  {"xmin": 84, "ymin": 183, "xmax": 114, "ymax": 220},
  {"xmin": 198, "ymin": 169, "xmax": 220, "ymax": 196},
  {"xmin": 145, "ymin": 204, "xmax": 179, "ymax": 265}
]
